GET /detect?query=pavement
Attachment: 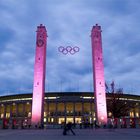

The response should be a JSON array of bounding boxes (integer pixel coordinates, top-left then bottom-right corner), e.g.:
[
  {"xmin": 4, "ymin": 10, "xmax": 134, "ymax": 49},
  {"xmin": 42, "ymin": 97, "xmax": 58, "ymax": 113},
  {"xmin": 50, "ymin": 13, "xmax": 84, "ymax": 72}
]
[{"xmin": 0, "ymin": 128, "xmax": 140, "ymax": 140}]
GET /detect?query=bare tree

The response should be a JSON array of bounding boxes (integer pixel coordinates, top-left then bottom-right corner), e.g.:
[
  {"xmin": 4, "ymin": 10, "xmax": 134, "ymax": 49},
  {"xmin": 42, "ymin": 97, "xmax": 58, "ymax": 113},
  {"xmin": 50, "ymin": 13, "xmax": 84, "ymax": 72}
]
[
  {"xmin": 106, "ymin": 82, "xmax": 130, "ymax": 118},
  {"xmin": 107, "ymin": 92, "xmax": 130, "ymax": 118}
]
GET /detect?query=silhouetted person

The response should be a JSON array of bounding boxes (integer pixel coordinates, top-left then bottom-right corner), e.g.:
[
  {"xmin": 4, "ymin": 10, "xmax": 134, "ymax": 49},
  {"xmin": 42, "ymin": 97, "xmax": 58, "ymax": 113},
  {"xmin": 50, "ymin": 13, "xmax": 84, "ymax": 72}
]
[
  {"xmin": 80, "ymin": 122, "xmax": 82, "ymax": 129},
  {"xmin": 63, "ymin": 123, "xmax": 67, "ymax": 135},
  {"xmin": 67, "ymin": 122, "xmax": 75, "ymax": 135},
  {"xmin": 63, "ymin": 122, "xmax": 76, "ymax": 135},
  {"xmin": 94, "ymin": 120, "xmax": 99, "ymax": 129}
]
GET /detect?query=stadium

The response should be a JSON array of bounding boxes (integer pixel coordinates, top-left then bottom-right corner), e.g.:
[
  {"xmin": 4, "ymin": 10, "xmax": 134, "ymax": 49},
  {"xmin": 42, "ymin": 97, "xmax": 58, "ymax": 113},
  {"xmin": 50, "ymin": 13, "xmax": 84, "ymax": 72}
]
[
  {"xmin": 0, "ymin": 92, "xmax": 140, "ymax": 128},
  {"xmin": 0, "ymin": 24, "xmax": 140, "ymax": 129}
]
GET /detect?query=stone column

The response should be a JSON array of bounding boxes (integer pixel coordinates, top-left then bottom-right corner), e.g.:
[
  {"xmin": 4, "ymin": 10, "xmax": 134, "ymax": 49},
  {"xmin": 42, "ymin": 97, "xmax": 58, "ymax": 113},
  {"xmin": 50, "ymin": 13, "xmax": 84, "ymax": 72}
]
[
  {"xmin": 3, "ymin": 104, "xmax": 6, "ymax": 118},
  {"xmin": 32, "ymin": 24, "xmax": 47, "ymax": 125},
  {"xmin": 90, "ymin": 101, "xmax": 93, "ymax": 124},
  {"xmin": 10, "ymin": 104, "xmax": 12, "ymax": 119},
  {"xmin": 16, "ymin": 103, "xmax": 18, "ymax": 118},
  {"xmin": 73, "ymin": 102, "xmax": 75, "ymax": 124},
  {"xmin": 55, "ymin": 102, "xmax": 58, "ymax": 124},
  {"xmin": 0, "ymin": 104, "xmax": 1, "ymax": 119},
  {"xmin": 82, "ymin": 102, "xmax": 84, "ymax": 123},
  {"xmin": 64, "ymin": 102, "xmax": 66, "ymax": 123},
  {"xmin": 23, "ymin": 103, "xmax": 25, "ymax": 118},
  {"xmin": 91, "ymin": 24, "xmax": 107, "ymax": 124},
  {"xmin": 47, "ymin": 102, "xmax": 49, "ymax": 124}
]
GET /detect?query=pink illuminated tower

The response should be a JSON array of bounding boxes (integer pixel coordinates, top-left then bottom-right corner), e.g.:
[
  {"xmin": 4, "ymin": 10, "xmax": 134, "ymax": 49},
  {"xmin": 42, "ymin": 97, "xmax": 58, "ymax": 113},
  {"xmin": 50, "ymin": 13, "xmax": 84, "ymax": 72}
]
[
  {"xmin": 32, "ymin": 24, "xmax": 47, "ymax": 125},
  {"xmin": 91, "ymin": 24, "xmax": 107, "ymax": 124}
]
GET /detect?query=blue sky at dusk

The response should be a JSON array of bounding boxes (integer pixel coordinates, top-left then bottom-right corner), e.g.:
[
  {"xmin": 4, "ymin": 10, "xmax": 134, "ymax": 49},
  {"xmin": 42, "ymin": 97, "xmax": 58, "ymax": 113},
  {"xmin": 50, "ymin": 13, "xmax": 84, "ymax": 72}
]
[{"xmin": 0, "ymin": 0, "xmax": 140, "ymax": 96}]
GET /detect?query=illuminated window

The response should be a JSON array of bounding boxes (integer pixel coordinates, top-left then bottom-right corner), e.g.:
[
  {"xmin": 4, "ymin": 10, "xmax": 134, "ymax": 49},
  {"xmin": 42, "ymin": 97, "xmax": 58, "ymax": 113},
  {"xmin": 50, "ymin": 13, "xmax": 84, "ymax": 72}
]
[
  {"xmin": 49, "ymin": 103, "xmax": 56, "ymax": 112},
  {"xmin": 58, "ymin": 118, "xmax": 65, "ymax": 124},
  {"xmin": 75, "ymin": 117, "xmax": 81, "ymax": 124},
  {"xmin": 28, "ymin": 112, "xmax": 31, "ymax": 117},
  {"xmin": 48, "ymin": 118, "xmax": 50, "ymax": 123},
  {"xmin": 130, "ymin": 112, "xmax": 134, "ymax": 117},
  {"xmin": 12, "ymin": 105, "xmax": 16, "ymax": 114},
  {"xmin": 47, "ymin": 118, "xmax": 54, "ymax": 123},
  {"xmin": 57, "ymin": 103, "xmax": 64, "ymax": 112},
  {"xmin": 93, "ymin": 117, "xmax": 96, "ymax": 121},
  {"xmin": 25, "ymin": 103, "xmax": 31, "ymax": 113},
  {"xmin": 83, "ymin": 103, "xmax": 90, "ymax": 112},
  {"xmin": 18, "ymin": 104, "xmax": 23, "ymax": 114},
  {"xmin": 108, "ymin": 112, "xmax": 112, "ymax": 117},
  {"xmin": 51, "ymin": 118, "xmax": 54, "ymax": 122},
  {"xmin": 136, "ymin": 112, "xmax": 139, "ymax": 117},
  {"xmin": 1, "ymin": 114, "xmax": 4, "ymax": 118},
  {"xmin": 66, "ymin": 103, "xmax": 74, "ymax": 113},
  {"xmin": 75, "ymin": 103, "xmax": 82, "ymax": 112},
  {"xmin": 6, "ymin": 113, "xmax": 10, "ymax": 118},
  {"xmin": 66, "ymin": 117, "xmax": 74, "ymax": 124},
  {"xmin": 44, "ymin": 118, "xmax": 47, "ymax": 123},
  {"xmin": 44, "ymin": 112, "xmax": 47, "ymax": 117}
]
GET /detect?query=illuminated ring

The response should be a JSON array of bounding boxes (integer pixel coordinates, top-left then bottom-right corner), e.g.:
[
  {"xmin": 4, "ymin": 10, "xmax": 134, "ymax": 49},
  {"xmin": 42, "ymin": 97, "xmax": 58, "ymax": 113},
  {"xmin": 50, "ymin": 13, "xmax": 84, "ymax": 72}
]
[
  {"xmin": 66, "ymin": 46, "xmax": 72, "ymax": 52},
  {"xmin": 62, "ymin": 48, "xmax": 68, "ymax": 55},
  {"xmin": 70, "ymin": 48, "xmax": 76, "ymax": 55},
  {"xmin": 73, "ymin": 46, "xmax": 80, "ymax": 52},
  {"xmin": 58, "ymin": 46, "xmax": 65, "ymax": 52},
  {"xmin": 58, "ymin": 46, "xmax": 80, "ymax": 55}
]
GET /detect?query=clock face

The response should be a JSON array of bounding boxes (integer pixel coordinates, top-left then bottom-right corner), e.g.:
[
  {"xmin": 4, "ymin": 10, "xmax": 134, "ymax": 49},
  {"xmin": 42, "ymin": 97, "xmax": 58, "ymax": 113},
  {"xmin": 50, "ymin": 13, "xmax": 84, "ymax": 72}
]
[{"xmin": 37, "ymin": 39, "xmax": 44, "ymax": 47}]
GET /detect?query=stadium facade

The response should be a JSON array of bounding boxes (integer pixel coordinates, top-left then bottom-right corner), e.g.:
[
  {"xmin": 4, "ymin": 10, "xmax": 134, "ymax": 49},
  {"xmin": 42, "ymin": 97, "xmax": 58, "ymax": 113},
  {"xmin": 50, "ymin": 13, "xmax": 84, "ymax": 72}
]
[
  {"xmin": 1, "ymin": 24, "xmax": 140, "ymax": 128},
  {"xmin": 0, "ymin": 92, "xmax": 140, "ymax": 128}
]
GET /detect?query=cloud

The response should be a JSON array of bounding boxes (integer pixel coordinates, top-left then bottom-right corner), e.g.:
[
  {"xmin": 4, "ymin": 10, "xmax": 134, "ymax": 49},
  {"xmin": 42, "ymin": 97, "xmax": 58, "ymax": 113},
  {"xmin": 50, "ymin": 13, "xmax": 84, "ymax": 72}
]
[{"xmin": 0, "ymin": 0, "xmax": 140, "ymax": 95}]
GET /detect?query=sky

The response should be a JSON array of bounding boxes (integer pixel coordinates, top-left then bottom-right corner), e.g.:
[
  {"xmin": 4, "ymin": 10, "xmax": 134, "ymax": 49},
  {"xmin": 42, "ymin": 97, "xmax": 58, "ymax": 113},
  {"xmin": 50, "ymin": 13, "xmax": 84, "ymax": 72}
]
[{"xmin": 0, "ymin": 0, "xmax": 140, "ymax": 96}]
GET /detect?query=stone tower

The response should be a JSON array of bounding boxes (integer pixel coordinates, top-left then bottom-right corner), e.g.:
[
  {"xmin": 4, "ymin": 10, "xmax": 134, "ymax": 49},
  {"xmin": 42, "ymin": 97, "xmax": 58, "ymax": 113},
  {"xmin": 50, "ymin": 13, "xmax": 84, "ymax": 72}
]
[
  {"xmin": 32, "ymin": 24, "xmax": 47, "ymax": 125},
  {"xmin": 91, "ymin": 24, "xmax": 107, "ymax": 124}
]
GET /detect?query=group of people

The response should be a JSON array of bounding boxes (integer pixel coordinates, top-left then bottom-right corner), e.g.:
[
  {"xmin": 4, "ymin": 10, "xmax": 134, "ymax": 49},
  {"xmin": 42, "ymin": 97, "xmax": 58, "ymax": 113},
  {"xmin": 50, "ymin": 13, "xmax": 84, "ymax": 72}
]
[{"xmin": 62, "ymin": 120, "xmax": 101, "ymax": 135}]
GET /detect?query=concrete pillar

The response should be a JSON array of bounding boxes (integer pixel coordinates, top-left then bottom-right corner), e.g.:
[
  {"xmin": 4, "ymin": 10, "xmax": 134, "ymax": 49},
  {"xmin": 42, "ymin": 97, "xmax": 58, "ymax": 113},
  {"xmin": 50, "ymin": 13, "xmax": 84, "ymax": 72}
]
[
  {"xmin": 16, "ymin": 103, "xmax": 18, "ymax": 118},
  {"xmin": 4, "ymin": 105, "xmax": 6, "ymax": 118},
  {"xmin": 0, "ymin": 104, "xmax": 1, "ymax": 119},
  {"xmin": 91, "ymin": 24, "xmax": 107, "ymax": 124},
  {"xmin": 32, "ymin": 24, "xmax": 47, "ymax": 126},
  {"xmin": 55, "ymin": 102, "xmax": 58, "ymax": 124},
  {"xmin": 10, "ymin": 104, "xmax": 12, "ymax": 119},
  {"xmin": 73, "ymin": 102, "xmax": 75, "ymax": 124},
  {"xmin": 90, "ymin": 101, "xmax": 93, "ymax": 124},
  {"xmin": 23, "ymin": 103, "xmax": 25, "ymax": 118},
  {"xmin": 64, "ymin": 102, "xmax": 66, "ymax": 123},
  {"xmin": 47, "ymin": 102, "xmax": 49, "ymax": 124},
  {"xmin": 82, "ymin": 102, "xmax": 84, "ymax": 123}
]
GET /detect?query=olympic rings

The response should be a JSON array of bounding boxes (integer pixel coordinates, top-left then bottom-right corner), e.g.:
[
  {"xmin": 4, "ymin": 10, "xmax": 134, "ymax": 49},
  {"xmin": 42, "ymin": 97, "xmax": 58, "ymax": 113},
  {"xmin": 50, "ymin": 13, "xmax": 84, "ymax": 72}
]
[{"xmin": 58, "ymin": 46, "xmax": 80, "ymax": 55}]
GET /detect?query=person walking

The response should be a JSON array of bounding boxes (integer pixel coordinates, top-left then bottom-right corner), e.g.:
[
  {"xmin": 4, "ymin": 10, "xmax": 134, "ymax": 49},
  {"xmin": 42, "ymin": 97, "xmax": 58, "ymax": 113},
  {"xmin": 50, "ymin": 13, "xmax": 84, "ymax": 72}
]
[
  {"xmin": 67, "ymin": 122, "xmax": 76, "ymax": 135},
  {"xmin": 94, "ymin": 120, "xmax": 100, "ymax": 129},
  {"xmin": 63, "ymin": 122, "xmax": 76, "ymax": 135},
  {"xmin": 63, "ymin": 123, "xmax": 67, "ymax": 135}
]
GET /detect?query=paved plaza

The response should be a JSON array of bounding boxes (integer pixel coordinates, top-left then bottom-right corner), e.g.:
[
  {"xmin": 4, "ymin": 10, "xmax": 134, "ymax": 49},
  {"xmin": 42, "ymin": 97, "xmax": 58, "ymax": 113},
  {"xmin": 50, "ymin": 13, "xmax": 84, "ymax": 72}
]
[{"xmin": 0, "ymin": 129, "xmax": 140, "ymax": 140}]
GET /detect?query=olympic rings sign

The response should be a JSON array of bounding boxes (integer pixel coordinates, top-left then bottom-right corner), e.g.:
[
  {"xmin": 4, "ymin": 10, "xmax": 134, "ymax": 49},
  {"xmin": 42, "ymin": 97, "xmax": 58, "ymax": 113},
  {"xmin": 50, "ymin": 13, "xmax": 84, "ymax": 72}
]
[{"xmin": 58, "ymin": 46, "xmax": 80, "ymax": 55}]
